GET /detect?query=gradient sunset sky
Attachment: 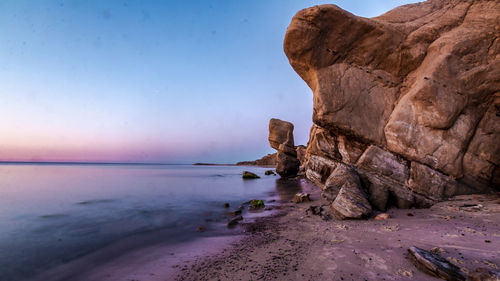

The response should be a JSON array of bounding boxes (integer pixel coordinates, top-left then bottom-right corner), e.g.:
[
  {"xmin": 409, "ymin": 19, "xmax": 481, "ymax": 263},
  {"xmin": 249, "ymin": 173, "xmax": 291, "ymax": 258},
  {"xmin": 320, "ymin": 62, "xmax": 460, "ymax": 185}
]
[{"xmin": 0, "ymin": 0, "xmax": 419, "ymax": 163}]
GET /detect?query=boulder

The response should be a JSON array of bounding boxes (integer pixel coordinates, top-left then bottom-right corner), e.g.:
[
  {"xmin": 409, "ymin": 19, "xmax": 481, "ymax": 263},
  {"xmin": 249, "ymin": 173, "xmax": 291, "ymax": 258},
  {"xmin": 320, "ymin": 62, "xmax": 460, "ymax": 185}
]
[
  {"xmin": 248, "ymin": 199, "xmax": 265, "ymax": 210},
  {"xmin": 284, "ymin": 0, "xmax": 500, "ymax": 206},
  {"xmin": 269, "ymin": 118, "xmax": 295, "ymax": 150},
  {"xmin": 242, "ymin": 171, "xmax": 260, "ymax": 179},
  {"xmin": 268, "ymin": 118, "xmax": 301, "ymax": 177},
  {"xmin": 264, "ymin": 170, "xmax": 276, "ymax": 176},
  {"xmin": 329, "ymin": 167, "xmax": 372, "ymax": 219},
  {"xmin": 292, "ymin": 192, "xmax": 311, "ymax": 203},
  {"xmin": 322, "ymin": 164, "xmax": 356, "ymax": 201},
  {"xmin": 276, "ymin": 151, "xmax": 300, "ymax": 177}
]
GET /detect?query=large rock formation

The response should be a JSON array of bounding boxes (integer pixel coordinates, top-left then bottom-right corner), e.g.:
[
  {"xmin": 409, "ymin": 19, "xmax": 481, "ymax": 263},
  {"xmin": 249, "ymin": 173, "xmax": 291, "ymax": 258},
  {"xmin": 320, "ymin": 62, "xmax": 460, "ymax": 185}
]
[
  {"xmin": 269, "ymin": 118, "xmax": 301, "ymax": 177},
  {"xmin": 284, "ymin": 0, "xmax": 499, "ymax": 210}
]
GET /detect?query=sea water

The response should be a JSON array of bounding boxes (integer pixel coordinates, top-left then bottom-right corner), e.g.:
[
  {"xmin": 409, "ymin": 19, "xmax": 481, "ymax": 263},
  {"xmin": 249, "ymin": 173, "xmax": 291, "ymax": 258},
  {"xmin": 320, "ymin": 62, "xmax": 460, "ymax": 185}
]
[{"xmin": 0, "ymin": 163, "xmax": 304, "ymax": 281}]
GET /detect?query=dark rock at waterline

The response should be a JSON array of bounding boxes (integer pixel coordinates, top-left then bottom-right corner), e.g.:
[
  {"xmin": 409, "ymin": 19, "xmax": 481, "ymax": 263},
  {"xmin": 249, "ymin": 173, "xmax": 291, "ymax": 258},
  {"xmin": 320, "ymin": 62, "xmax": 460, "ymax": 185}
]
[
  {"xmin": 248, "ymin": 199, "xmax": 265, "ymax": 210},
  {"xmin": 227, "ymin": 215, "xmax": 243, "ymax": 227},
  {"xmin": 223, "ymin": 203, "xmax": 230, "ymax": 208},
  {"xmin": 242, "ymin": 171, "xmax": 260, "ymax": 179},
  {"xmin": 265, "ymin": 170, "xmax": 276, "ymax": 176},
  {"xmin": 276, "ymin": 151, "xmax": 300, "ymax": 178},
  {"xmin": 225, "ymin": 210, "xmax": 242, "ymax": 216},
  {"xmin": 408, "ymin": 246, "xmax": 465, "ymax": 281}
]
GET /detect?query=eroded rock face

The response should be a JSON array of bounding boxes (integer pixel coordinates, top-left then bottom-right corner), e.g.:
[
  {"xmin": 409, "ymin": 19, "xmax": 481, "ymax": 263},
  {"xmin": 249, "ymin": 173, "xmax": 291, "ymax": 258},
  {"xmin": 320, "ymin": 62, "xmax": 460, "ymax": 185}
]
[
  {"xmin": 269, "ymin": 118, "xmax": 300, "ymax": 177},
  {"xmin": 329, "ymin": 165, "xmax": 372, "ymax": 219},
  {"xmin": 284, "ymin": 0, "xmax": 500, "ymax": 208}
]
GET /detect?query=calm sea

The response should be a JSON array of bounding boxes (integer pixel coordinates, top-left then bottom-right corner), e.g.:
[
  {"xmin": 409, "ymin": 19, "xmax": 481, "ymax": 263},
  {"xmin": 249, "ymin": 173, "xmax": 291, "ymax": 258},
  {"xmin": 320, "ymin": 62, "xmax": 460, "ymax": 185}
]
[{"xmin": 0, "ymin": 163, "xmax": 304, "ymax": 281}]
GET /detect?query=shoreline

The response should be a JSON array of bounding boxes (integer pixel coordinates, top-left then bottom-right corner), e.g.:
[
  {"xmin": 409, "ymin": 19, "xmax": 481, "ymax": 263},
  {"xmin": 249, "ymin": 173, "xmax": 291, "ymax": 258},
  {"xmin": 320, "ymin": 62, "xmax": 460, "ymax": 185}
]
[
  {"xmin": 174, "ymin": 183, "xmax": 500, "ymax": 281},
  {"xmin": 28, "ymin": 175, "xmax": 291, "ymax": 281},
  {"xmin": 28, "ymin": 178, "xmax": 500, "ymax": 281}
]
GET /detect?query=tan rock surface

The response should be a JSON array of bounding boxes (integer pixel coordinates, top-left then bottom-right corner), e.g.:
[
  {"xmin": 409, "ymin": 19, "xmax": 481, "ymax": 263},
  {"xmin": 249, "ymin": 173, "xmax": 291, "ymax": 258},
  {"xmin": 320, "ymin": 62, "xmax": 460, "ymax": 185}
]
[
  {"xmin": 268, "ymin": 118, "xmax": 300, "ymax": 177},
  {"xmin": 284, "ymin": 0, "xmax": 500, "ymax": 206}
]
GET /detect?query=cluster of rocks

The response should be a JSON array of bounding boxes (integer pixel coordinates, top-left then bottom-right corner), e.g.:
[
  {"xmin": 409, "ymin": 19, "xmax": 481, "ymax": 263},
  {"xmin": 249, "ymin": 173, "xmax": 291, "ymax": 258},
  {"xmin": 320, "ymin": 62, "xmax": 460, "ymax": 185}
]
[
  {"xmin": 225, "ymin": 200, "xmax": 267, "ymax": 227},
  {"xmin": 282, "ymin": 0, "xmax": 499, "ymax": 213}
]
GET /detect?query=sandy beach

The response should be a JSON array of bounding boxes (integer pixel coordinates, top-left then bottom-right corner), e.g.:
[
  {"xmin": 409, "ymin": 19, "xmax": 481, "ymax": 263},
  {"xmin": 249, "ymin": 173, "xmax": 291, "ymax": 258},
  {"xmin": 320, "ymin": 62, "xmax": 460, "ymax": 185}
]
[{"xmin": 174, "ymin": 181, "xmax": 500, "ymax": 281}]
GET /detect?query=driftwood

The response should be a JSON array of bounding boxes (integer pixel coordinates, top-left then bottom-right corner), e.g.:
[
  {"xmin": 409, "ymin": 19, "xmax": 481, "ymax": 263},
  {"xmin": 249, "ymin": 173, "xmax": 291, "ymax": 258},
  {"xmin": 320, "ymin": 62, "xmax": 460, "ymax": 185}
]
[{"xmin": 408, "ymin": 246, "xmax": 465, "ymax": 281}]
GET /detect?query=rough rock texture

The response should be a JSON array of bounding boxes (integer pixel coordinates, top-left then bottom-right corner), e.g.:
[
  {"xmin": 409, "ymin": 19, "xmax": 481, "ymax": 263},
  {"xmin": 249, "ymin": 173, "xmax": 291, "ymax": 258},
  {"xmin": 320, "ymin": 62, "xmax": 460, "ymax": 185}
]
[
  {"xmin": 269, "ymin": 118, "xmax": 300, "ymax": 177},
  {"xmin": 329, "ymin": 165, "xmax": 372, "ymax": 219},
  {"xmin": 284, "ymin": 0, "xmax": 500, "ymax": 209},
  {"xmin": 295, "ymin": 145, "xmax": 307, "ymax": 164},
  {"xmin": 291, "ymin": 192, "xmax": 311, "ymax": 203},
  {"xmin": 408, "ymin": 246, "xmax": 466, "ymax": 281}
]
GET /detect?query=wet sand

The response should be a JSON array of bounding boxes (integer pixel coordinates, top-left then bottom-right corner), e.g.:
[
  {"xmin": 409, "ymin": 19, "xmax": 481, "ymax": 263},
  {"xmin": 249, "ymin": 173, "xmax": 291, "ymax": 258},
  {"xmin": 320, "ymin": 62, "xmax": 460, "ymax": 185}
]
[
  {"xmin": 31, "ymin": 179, "xmax": 499, "ymax": 281},
  {"xmin": 175, "ymin": 183, "xmax": 500, "ymax": 281}
]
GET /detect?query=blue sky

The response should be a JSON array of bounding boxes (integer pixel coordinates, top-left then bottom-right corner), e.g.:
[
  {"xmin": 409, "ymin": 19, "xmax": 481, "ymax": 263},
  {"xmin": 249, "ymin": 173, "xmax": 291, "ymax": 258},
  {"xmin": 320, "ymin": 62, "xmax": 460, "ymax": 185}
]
[{"xmin": 0, "ymin": 0, "xmax": 419, "ymax": 163}]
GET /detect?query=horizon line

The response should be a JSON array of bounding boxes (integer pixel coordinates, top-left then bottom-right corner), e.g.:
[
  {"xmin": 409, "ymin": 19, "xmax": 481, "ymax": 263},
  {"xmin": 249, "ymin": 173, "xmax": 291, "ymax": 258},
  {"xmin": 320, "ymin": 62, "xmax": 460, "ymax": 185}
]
[{"xmin": 0, "ymin": 160, "xmax": 191, "ymax": 165}]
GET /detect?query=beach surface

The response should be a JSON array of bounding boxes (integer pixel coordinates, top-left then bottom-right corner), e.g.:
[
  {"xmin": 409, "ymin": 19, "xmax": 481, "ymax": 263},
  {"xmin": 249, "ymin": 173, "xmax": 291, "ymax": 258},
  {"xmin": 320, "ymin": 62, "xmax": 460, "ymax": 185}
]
[{"xmin": 174, "ymin": 182, "xmax": 500, "ymax": 281}]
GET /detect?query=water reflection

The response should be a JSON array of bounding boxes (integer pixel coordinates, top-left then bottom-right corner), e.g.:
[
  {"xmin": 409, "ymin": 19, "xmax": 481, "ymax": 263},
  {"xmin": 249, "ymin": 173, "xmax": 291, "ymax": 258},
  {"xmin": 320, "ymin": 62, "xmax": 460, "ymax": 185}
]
[
  {"xmin": 0, "ymin": 164, "xmax": 276, "ymax": 281},
  {"xmin": 275, "ymin": 178, "xmax": 303, "ymax": 202}
]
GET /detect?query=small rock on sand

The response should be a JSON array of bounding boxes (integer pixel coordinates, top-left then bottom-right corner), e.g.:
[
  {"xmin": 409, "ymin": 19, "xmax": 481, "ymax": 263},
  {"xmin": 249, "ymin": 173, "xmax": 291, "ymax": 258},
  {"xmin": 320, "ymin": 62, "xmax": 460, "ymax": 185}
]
[
  {"xmin": 292, "ymin": 193, "xmax": 311, "ymax": 203},
  {"xmin": 375, "ymin": 213, "xmax": 390, "ymax": 220}
]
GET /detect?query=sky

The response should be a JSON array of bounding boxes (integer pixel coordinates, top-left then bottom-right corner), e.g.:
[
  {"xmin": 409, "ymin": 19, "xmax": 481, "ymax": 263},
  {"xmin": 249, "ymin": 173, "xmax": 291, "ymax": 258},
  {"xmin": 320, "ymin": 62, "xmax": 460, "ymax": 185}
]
[{"xmin": 0, "ymin": 0, "xmax": 420, "ymax": 164}]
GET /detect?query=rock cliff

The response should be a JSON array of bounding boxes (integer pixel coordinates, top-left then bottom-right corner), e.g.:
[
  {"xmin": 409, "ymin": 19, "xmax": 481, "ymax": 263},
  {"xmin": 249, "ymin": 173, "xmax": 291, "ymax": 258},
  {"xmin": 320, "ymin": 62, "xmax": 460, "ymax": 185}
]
[
  {"xmin": 284, "ymin": 0, "xmax": 499, "ymax": 210},
  {"xmin": 237, "ymin": 153, "xmax": 277, "ymax": 166}
]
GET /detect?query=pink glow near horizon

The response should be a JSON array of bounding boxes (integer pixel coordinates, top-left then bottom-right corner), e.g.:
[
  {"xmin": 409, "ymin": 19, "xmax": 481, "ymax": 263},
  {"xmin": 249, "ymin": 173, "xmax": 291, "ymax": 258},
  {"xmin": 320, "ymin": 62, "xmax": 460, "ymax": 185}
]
[{"xmin": 0, "ymin": 0, "xmax": 420, "ymax": 163}]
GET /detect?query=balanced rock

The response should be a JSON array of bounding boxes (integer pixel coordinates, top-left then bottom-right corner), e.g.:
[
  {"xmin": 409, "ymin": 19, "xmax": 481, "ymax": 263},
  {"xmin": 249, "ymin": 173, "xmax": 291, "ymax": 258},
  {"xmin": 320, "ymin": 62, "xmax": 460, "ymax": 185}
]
[
  {"xmin": 269, "ymin": 118, "xmax": 300, "ymax": 177},
  {"xmin": 284, "ymin": 0, "xmax": 500, "ymax": 207}
]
